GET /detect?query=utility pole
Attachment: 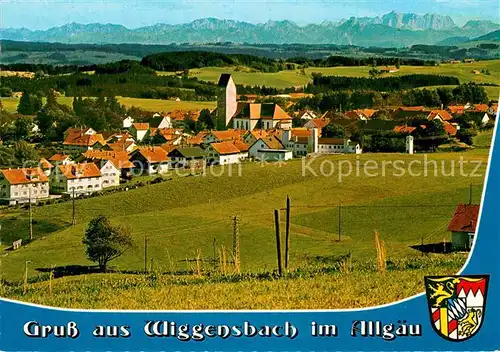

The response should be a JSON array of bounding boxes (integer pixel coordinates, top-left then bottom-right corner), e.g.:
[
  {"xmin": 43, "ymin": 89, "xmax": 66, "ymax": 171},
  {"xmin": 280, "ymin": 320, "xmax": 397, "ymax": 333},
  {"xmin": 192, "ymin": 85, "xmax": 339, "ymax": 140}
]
[
  {"xmin": 338, "ymin": 201, "xmax": 341, "ymax": 242},
  {"xmin": 144, "ymin": 235, "xmax": 148, "ymax": 273},
  {"xmin": 284, "ymin": 196, "xmax": 291, "ymax": 269},
  {"xmin": 213, "ymin": 237, "xmax": 217, "ymax": 270},
  {"xmin": 274, "ymin": 209, "xmax": 282, "ymax": 277},
  {"xmin": 232, "ymin": 216, "xmax": 240, "ymax": 273},
  {"xmin": 72, "ymin": 189, "xmax": 76, "ymax": 225},
  {"xmin": 29, "ymin": 187, "xmax": 33, "ymax": 241}
]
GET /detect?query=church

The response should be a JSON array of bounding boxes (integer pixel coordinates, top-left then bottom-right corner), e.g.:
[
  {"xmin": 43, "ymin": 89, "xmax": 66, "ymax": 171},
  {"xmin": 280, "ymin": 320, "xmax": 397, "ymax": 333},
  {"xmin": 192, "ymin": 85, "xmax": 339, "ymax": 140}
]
[{"xmin": 213, "ymin": 74, "xmax": 292, "ymax": 131}]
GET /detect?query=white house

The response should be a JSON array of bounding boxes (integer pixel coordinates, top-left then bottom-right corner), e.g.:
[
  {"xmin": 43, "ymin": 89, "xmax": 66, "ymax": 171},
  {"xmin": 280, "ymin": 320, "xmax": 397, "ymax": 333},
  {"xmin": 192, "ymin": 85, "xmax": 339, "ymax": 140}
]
[
  {"xmin": 298, "ymin": 110, "xmax": 318, "ymax": 120},
  {"xmin": 50, "ymin": 163, "xmax": 102, "ymax": 197},
  {"xmin": 97, "ymin": 160, "xmax": 121, "ymax": 189},
  {"xmin": 150, "ymin": 114, "xmax": 173, "ymax": 129},
  {"xmin": 0, "ymin": 168, "xmax": 50, "ymax": 205},
  {"xmin": 130, "ymin": 123, "xmax": 150, "ymax": 142},
  {"xmin": 206, "ymin": 141, "xmax": 248, "ymax": 165},
  {"xmin": 48, "ymin": 154, "xmax": 73, "ymax": 165},
  {"xmin": 129, "ymin": 147, "xmax": 169, "ymax": 175},
  {"xmin": 123, "ymin": 116, "xmax": 134, "ymax": 129},
  {"xmin": 248, "ymin": 135, "xmax": 292, "ymax": 162}
]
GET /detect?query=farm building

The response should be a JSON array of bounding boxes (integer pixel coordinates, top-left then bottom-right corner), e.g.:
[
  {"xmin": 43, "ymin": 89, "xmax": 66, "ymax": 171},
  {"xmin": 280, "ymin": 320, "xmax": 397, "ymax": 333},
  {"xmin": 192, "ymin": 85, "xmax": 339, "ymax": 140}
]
[
  {"xmin": 48, "ymin": 154, "xmax": 73, "ymax": 165},
  {"xmin": 130, "ymin": 123, "xmax": 150, "ymax": 142},
  {"xmin": 62, "ymin": 127, "xmax": 106, "ymax": 152},
  {"xmin": 0, "ymin": 168, "xmax": 49, "ymax": 205},
  {"xmin": 447, "ymin": 204, "xmax": 480, "ymax": 251},
  {"xmin": 206, "ymin": 141, "xmax": 248, "ymax": 165},
  {"xmin": 249, "ymin": 135, "xmax": 292, "ymax": 161},
  {"xmin": 129, "ymin": 147, "xmax": 170, "ymax": 175},
  {"xmin": 168, "ymin": 147, "xmax": 206, "ymax": 169}
]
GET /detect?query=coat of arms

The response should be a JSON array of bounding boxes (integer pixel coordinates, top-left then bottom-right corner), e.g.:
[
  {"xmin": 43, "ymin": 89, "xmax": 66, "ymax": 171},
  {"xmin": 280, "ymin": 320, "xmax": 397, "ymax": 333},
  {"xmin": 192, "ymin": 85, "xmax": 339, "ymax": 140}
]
[{"xmin": 424, "ymin": 275, "xmax": 489, "ymax": 341}]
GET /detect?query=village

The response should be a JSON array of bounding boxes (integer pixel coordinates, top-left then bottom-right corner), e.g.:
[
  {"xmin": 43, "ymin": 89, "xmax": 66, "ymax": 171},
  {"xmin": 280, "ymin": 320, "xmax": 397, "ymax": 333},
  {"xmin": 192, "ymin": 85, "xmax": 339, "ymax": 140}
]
[{"xmin": 0, "ymin": 73, "xmax": 495, "ymax": 256}]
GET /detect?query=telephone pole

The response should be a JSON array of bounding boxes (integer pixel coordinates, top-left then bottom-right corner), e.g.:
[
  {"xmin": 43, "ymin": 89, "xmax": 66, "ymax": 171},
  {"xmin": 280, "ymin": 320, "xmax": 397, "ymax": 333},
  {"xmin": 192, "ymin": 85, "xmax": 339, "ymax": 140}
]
[
  {"xmin": 72, "ymin": 189, "xmax": 76, "ymax": 225},
  {"xmin": 284, "ymin": 196, "xmax": 291, "ymax": 269},
  {"xmin": 232, "ymin": 216, "xmax": 240, "ymax": 273},
  {"xmin": 338, "ymin": 201, "xmax": 341, "ymax": 242},
  {"xmin": 29, "ymin": 187, "xmax": 33, "ymax": 241},
  {"xmin": 274, "ymin": 209, "xmax": 282, "ymax": 277},
  {"xmin": 144, "ymin": 234, "xmax": 148, "ymax": 273}
]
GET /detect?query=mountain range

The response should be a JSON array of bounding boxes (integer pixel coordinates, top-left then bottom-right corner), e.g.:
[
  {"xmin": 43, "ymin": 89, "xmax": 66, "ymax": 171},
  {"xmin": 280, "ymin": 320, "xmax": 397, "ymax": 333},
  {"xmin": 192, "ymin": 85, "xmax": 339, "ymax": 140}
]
[{"xmin": 1, "ymin": 11, "xmax": 499, "ymax": 47}]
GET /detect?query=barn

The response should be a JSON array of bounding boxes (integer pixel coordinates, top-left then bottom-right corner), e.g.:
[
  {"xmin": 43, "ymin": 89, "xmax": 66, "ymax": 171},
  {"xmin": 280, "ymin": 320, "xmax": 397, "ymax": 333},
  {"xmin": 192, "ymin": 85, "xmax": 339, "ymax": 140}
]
[{"xmin": 447, "ymin": 204, "xmax": 480, "ymax": 251}]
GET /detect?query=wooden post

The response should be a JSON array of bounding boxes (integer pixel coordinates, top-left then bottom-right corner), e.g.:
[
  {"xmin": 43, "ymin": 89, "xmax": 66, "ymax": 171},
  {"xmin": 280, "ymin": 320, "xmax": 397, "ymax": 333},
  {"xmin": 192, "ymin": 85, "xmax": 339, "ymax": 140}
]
[
  {"xmin": 23, "ymin": 260, "xmax": 30, "ymax": 295},
  {"xmin": 232, "ymin": 216, "xmax": 240, "ymax": 274},
  {"xmin": 285, "ymin": 196, "xmax": 291, "ymax": 269},
  {"xmin": 274, "ymin": 209, "xmax": 282, "ymax": 277},
  {"xmin": 144, "ymin": 235, "xmax": 148, "ymax": 273},
  {"xmin": 72, "ymin": 188, "xmax": 76, "ymax": 225},
  {"xmin": 49, "ymin": 264, "xmax": 54, "ymax": 295},
  {"xmin": 338, "ymin": 201, "xmax": 341, "ymax": 242},
  {"xmin": 213, "ymin": 237, "xmax": 216, "ymax": 270},
  {"xmin": 29, "ymin": 187, "xmax": 33, "ymax": 241}
]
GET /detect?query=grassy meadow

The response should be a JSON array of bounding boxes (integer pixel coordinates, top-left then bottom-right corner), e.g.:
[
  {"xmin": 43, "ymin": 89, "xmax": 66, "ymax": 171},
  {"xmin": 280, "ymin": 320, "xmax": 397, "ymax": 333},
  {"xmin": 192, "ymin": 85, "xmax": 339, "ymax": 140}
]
[
  {"xmin": 173, "ymin": 60, "xmax": 500, "ymax": 93},
  {"xmin": 2, "ymin": 96, "xmax": 216, "ymax": 114},
  {"xmin": 0, "ymin": 149, "xmax": 491, "ymax": 309}
]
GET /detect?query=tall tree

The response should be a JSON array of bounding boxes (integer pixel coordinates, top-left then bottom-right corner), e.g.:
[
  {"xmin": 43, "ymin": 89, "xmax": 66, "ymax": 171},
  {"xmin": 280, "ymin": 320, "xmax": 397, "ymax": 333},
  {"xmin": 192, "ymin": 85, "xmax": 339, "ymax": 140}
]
[
  {"xmin": 17, "ymin": 90, "xmax": 42, "ymax": 115},
  {"xmin": 82, "ymin": 215, "xmax": 133, "ymax": 272}
]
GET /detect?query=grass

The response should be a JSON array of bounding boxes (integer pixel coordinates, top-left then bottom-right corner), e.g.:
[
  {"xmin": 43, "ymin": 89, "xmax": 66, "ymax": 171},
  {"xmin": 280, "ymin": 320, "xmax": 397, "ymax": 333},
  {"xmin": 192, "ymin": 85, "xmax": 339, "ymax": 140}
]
[
  {"xmin": 0, "ymin": 151, "xmax": 488, "ymax": 285},
  {"xmin": 3, "ymin": 254, "xmax": 467, "ymax": 309},
  {"xmin": 173, "ymin": 61, "xmax": 500, "ymax": 90},
  {"xmin": 0, "ymin": 150, "xmax": 489, "ymax": 309},
  {"xmin": 473, "ymin": 130, "xmax": 494, "ymax": 148},
  {"xmin": 2, "ymin": 96, "xmax": 216, "ymax": 114}
]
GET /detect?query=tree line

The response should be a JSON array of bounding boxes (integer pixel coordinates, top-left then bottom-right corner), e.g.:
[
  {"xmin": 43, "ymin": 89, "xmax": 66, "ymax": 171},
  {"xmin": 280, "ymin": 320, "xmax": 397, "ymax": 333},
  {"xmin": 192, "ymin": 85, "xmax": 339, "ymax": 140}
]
[{"xmin": 307, "ymin": 73, "xmax": 460, "ymax": 93}]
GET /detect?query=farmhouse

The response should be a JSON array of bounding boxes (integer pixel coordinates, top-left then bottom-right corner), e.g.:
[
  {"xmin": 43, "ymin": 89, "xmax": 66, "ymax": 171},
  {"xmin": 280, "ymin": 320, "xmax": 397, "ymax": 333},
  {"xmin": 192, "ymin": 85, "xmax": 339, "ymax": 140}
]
[
  {"xmin": 82, "ymin": 150, "xmax": 134, "ymax": 179},
  {"xmin": 448, "ymin": 204, "xmax": 480, "ymax": 251},
  {"xmin": 39, "ymin": 158, "xmax": 54, "ymax": 176},
  {"xmin": 129, "ymin": 147, "xmax": 169, "ymax": 175},
  {"xmin": 122, "ymin": 116, "xmax": 134, "ymax": 128},
  {"xmin": 0, "ymin": 168, "xmax": 49, "ymax": 205},
  {"xmin": 62, "ymin": 127, "xmax": 106, "ymax": 152},
  {"xmin": 48, "ymin": 154, "xmax": 73, "ymax": 165},
  {"xmin": 248, "ymin": 135, "xmax": 292, "ymax": 161},
  {"xmin": 50, "ymin": 163, "xmax": 102, "ymax": 197},
  {"xmin": 206, "ymin": 141, "xmax": 248, "ymax": 165},
  {"xmin": 150, "ymin": 114, "xmax": 173, "ymax": 129},
  {"xmin": 168, "ymin": 147, "xmax": 206, "ymax": 169},
  {"xmin": 203, "ymin": 130, "xmax": 243, "ymax": 145},
  {"xmin": 427, "ymin": 110, "xmax": 453, "ymax": 122},
  {"xmin": 297, "ymin": 110, "xmax": 318, "ymax": 120},
  {"xmin": 130, "ymin": 123, "xmax": 150, "ymax": 142}
]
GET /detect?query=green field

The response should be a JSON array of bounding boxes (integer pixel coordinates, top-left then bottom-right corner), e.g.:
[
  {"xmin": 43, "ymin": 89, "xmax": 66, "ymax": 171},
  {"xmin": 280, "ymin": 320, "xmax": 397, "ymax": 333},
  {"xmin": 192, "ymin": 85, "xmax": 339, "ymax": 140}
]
[
  {"xmin": 2, "ymin": 96, "xmax": 216, "ymax": 114},
  {"xmin": 0, "ymin": 150, "xmax": 490, "ymax": 308},
  {"xmin": 173, "ymin": 61, "xmax": 500, "ymax": 90}
]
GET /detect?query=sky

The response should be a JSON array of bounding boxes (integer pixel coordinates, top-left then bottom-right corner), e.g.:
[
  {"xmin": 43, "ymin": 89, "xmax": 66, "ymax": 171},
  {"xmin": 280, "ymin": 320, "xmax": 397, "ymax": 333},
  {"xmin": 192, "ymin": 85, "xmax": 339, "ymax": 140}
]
[{"xmin": 1, "ymin": 0, "xmax": 499, "ymax": 30}]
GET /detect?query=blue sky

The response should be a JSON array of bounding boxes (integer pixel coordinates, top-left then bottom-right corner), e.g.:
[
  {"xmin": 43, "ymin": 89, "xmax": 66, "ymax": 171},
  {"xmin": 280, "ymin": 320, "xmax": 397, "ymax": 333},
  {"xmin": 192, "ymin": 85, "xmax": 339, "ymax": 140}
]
[{"xmin": 2, "ymin": 0, "xmax": 499, "ymax": 30}]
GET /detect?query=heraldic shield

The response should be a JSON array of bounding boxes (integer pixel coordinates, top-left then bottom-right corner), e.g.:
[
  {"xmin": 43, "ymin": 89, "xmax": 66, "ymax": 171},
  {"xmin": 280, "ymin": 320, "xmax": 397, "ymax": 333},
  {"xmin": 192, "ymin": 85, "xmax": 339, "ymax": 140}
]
[{"xmin": 424, "ymin": 275, "xmax": 489, "ymax": 341}]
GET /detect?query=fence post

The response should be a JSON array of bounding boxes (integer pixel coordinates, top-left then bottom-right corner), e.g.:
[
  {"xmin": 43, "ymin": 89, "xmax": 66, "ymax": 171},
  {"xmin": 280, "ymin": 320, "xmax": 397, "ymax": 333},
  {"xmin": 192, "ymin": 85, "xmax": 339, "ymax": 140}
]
[{"xmin": 274, "ymin": 209, "xmax": 282, "ymax": 277}]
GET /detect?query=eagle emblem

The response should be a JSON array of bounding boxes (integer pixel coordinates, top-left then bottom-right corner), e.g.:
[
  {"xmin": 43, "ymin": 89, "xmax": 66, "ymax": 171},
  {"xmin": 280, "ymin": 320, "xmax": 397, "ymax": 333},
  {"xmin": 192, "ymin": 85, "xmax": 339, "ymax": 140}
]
[{"xmin": 424, "ymin": 275, "xmax": 489, "ymax": 341}]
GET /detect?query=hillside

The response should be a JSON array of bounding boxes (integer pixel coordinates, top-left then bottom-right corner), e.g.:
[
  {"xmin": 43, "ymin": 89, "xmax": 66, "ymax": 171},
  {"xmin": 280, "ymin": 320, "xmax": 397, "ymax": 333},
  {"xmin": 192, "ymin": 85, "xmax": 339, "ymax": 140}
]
[{"xmin": 0, "ymin": 150, "xmax": 489, "ymax": 309}]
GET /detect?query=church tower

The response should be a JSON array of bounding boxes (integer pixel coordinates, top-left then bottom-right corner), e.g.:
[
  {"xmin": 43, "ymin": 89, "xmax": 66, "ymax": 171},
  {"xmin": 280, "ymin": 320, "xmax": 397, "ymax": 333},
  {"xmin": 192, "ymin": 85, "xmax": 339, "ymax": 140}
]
[{"xmin": 216, "ymin": 74, "xmax": 237, "ymax": 129}]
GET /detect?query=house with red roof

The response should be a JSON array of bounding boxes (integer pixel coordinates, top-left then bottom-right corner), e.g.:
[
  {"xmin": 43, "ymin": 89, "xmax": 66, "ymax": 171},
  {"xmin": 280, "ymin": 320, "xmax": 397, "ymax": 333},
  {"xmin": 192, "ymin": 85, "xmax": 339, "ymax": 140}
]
[
  {"xmin": 129, "ymin": 147, "xmax": 170, "ymax": 175},
  {"xmin": 448, "ymin": 204, "xmax": 480, "ymax": 251},
  {"xmin": 63, "ymin": 127, "xmax": 106, "ymax": 153},
  {"xmin": 205, "ymin": 141, "xmax": 248, "ymax": 165},
  {"xmin": 50, "ymin": 163, "xmax": 102, "ymax": 197},
  {"xmin": 0, "ymin": 168, "xmax": 49, "ymax": 204}
]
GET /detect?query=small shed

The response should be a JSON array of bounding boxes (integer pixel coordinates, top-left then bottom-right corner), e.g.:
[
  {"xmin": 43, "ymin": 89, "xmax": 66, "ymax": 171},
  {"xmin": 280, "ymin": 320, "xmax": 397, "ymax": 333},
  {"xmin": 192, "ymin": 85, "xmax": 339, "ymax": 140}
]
[{"xmin": 447, "ymin": 204, "xmax": 480, "ymax": 251}]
